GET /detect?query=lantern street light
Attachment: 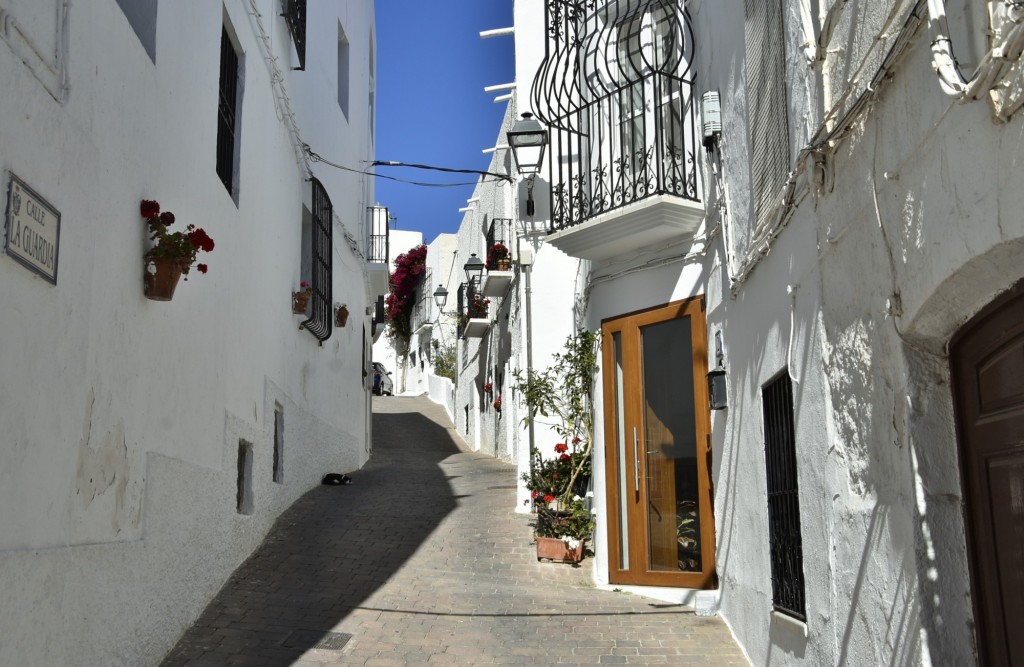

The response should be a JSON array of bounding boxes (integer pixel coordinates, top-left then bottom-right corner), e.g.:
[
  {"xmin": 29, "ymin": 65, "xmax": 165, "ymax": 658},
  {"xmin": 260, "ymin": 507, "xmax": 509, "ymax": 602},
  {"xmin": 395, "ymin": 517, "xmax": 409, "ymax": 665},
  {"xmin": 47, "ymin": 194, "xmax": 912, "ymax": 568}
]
[
  {"xmin": 507, "ymin": 112, "xmax": 547, "ymax": 175},
  {"xmin": 432, "ymin": 283, "xmax": 449, "ymax": 310},
  {"xmin": 464, "ymin": 253, "xmax": 485, "ymax": 285}
]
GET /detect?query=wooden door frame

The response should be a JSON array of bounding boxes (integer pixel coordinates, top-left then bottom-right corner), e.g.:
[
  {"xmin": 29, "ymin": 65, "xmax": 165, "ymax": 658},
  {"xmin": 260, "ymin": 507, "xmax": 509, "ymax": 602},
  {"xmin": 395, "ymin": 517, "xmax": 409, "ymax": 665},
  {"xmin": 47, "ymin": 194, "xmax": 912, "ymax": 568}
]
[{"xmin": 601, "ymin": 295, "xmax": 716, "ymax": 588}]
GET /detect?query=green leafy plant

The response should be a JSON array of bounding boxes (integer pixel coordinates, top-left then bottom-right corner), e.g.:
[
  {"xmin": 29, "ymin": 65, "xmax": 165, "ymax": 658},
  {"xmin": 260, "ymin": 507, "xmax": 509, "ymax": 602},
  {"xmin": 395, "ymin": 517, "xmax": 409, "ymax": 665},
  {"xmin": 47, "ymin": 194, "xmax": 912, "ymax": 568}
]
[
  {"xmin": 433, "ymin": 342, "xmax": 457, "ymax": 381},
  {"xmin": 514, "ymin": 329, "xmax": 599, "ymax": 542},
  {"xmin": 140, "ymin": 199, "xmax": 214, "ymax": 275}
]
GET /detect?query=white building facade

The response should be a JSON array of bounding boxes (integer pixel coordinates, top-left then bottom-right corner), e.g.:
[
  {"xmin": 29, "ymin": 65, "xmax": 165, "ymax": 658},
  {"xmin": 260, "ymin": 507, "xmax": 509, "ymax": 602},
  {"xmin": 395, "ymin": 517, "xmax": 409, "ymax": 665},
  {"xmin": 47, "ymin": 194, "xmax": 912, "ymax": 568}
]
[
  {"xmin": 502, "ymin": 0, "xmax": 1024, "ymax": 665},
  {"xmin": 0, "ymin": 1, "xmax": 380, "ymax": 664}
]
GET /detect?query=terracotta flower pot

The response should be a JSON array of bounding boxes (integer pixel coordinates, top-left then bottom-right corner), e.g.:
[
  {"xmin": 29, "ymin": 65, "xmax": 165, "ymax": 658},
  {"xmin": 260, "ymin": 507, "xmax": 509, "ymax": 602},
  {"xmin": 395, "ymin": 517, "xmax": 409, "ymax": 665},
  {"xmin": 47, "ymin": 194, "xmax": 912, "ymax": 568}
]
[
  {"xmin": 293, "ymin": 292, "xmax": 311, "ymax": 314},
  {"xmin": 495, "ymin": 258, "xmax": 511, "ymax": 271},
  {"xmin": 335, "ymin": 306, "xmax": 349, "ymax": 327},
  {"xmin": 144, "ymin": 257, "xmax": 187, "ymax": 301},
  {"xmin": 535, "ymin": 536, "xmax": 585, "ymax": 563}
]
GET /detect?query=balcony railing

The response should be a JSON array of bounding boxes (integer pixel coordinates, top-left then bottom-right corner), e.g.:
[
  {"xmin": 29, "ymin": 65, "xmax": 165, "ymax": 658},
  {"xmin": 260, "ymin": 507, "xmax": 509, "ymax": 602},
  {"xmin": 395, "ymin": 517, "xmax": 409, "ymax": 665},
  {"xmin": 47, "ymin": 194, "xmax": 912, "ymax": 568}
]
[
  {"xmin": 531, "ymin": 0, "xmax": 702, "ymax": 233},
  {"xmin": 367, "ymin": 206, "xmax": 390, "ymax": 264}
]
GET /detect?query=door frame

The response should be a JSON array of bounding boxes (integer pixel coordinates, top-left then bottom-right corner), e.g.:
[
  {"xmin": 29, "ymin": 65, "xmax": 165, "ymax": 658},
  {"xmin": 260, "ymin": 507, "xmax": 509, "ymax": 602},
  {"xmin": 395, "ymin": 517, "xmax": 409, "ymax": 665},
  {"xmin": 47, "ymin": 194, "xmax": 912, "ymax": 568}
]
[{"xmin": 601, "ymin": 295, "xmax": 716, "ymax": 588}]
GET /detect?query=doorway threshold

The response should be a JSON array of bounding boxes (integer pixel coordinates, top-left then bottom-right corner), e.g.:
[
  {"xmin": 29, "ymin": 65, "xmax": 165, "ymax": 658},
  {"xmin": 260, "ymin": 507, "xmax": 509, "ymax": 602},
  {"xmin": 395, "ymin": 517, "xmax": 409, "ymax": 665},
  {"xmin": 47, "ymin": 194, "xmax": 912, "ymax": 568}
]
[{"xmin": 595, "ymin": 584, "xmax": 721, "ymax": 616}]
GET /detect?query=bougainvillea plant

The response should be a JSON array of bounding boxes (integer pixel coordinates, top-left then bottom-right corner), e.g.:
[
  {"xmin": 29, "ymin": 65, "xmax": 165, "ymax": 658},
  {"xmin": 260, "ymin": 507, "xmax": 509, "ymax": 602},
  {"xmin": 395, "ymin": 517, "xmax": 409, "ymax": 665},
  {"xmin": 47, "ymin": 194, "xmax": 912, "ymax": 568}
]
[
  {"xmin": 385, "ymin": 244, "xmax": 427, "ymax": 341},
  {"xmin": 141, "ymin": 199, "xmax": 214, "ymax": 275}
]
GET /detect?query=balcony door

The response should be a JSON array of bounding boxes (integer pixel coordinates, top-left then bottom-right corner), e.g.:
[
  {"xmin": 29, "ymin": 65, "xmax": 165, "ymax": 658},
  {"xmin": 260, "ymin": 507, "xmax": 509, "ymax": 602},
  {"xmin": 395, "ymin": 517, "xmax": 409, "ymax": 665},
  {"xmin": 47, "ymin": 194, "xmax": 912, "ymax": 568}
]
[{"xmin": 602, "ymin": 297, "xmax": 716, "ymax": 588}]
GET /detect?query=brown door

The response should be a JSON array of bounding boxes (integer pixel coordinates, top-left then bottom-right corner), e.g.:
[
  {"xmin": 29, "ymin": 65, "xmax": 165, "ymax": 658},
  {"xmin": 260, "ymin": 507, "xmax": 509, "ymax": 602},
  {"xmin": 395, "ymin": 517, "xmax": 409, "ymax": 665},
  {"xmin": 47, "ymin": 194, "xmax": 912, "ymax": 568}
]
[
  {"xmin": 951, "ymin": 282, "xmax": 1024, "ymax": 666},
  {"xmin": 602, "ymin": 297, "xmax": 716, "ymax": 588}
]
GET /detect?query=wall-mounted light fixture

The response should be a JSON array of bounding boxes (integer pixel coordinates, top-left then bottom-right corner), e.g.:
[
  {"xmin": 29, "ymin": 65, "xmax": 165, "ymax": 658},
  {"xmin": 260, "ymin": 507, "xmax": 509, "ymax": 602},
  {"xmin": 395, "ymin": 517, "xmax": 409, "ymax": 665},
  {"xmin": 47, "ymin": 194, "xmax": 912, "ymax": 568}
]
[
  {"xmin": 507, "ymin": 112, "xmax": 548, "ymax": 217},
  {"xmin": 708, "ymin": 330, "xmax": 727, "ymax": 410},
  {"xmin": 432, "ymin": 283, "xmax": 448, "ymax": 310},
  {"xmin": 463, "ymin": 253, "xmax": 485, "ymax": 284}
]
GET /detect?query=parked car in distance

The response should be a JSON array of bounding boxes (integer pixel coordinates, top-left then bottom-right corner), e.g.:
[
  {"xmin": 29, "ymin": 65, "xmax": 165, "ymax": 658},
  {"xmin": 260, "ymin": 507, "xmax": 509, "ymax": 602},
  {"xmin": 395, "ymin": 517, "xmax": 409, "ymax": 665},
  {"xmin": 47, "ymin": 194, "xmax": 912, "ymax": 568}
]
[{"xmin": 372, "ymin": 362, "xmax": 393, "ymax": 396}]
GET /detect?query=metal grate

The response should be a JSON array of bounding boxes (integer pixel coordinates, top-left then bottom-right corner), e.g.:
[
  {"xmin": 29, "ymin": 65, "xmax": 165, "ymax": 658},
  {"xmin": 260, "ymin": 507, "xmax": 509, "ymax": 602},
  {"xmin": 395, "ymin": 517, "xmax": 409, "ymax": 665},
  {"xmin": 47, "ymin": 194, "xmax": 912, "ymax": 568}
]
[
  {"xmin": 216, "ymin": 27, "xmax": 239, "ymax": 195},
  {"xmin": 486, "ymin": 218, "xmax": 514, "ymax": 269},
  {"xmin": 301, "ymin": 178, "xmax": 333, "ymax": 343},
  {"xmin": 531, "ymin": 0, "xmax": 702, "ymax": 232},
  {"xmin": 367, "ymin": 206, "xmax": 390, "ymax": 264},
  {"xmin": 763, "ymin": 372, "xmax": 806, "ymax": 621},
  {"xmin": 456, "ymin": 283, "xmax": 466, "ymax": 339},
  {"xmin": 280, "ymin": 0, "xmax": 307, "ymax": 71}
]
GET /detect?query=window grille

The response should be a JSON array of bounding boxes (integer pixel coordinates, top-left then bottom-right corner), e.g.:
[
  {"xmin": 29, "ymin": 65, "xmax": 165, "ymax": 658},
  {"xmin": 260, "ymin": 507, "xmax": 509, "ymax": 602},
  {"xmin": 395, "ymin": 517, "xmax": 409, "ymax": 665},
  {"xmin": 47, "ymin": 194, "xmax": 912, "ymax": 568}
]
[
  {"xmin": 456, "ymin": 283, "xmax": 466, "ymax": 339},
  {"xmin": 281, "ymin": 0, "xmax": 307, "ymax": 70},
  {"xmin": 301, "ymin": 178, "xmax": 333, "ymax": 343},
  {"xmin": 744, "ymin": 0, "xmax": 791, "ymax": 227},
  {"xmin": 367, "ymin": 206, "xmax": 389, "ymax": 264},
  {"xmin": 763, "ymin": 372, "xmax": 806, "ymax": 621},
  {"xmin": 216, "ymin": 26, "xmax": 239, "ymax": 195}
]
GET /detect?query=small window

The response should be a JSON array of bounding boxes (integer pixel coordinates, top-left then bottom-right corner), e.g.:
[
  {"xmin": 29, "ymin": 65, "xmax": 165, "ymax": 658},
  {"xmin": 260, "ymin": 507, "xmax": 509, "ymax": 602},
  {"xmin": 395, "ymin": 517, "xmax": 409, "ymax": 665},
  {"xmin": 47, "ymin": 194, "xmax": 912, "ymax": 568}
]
[
  {"xmin": 338, "ymin": 23, "xmax": 351, "ymax": 119},
  {"xmin": 281, "ymin": 0, "xmax": 307, "ymax": 70},
  {"xmin": 763, "ymin": 372, "xmax": 806, "ymax": 621},
  {"xmin": 273, "ymin": 406, "xmax": 284, "ymax": 484},
  {"xmin": 216, "ymin": 24, "xmax": 243, "ymax": 200},
  {"xmin": 116, "ymin": 0, "xmax": 158, "ymax": 62},
  {"xmin": 237, "ymin": 440, "xmax": 254, "ymax": 514}
]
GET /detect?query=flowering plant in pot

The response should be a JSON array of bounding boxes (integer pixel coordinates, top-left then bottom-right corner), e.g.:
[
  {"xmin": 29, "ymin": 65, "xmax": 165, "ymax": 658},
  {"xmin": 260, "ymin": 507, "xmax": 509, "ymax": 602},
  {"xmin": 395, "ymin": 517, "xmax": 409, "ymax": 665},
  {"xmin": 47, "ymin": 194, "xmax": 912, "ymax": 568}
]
[
  {"xmin": 487, "ymin": 243, "xmax": 511, "ymax": 270},
  {"xmin": 292, "ymin": 281, "xmax": 313, "ymax": 314},
  {"xmin": 514, "ymin": 330, "xmax": 599, "ymax": 563},
  {"xmin": 140, "ymin": 199, "xmax": 214, "ymax": 300},
  {"xmin": 467, "ymin": 293, "xmax": 490, "ymax": 319},
  {"xmin": 335, "ymin": 303, "xmax": 350, "ymax": 327},
  {"xmin": 493, "ymin": 394, "xmax": 502, "ymax": 413}
]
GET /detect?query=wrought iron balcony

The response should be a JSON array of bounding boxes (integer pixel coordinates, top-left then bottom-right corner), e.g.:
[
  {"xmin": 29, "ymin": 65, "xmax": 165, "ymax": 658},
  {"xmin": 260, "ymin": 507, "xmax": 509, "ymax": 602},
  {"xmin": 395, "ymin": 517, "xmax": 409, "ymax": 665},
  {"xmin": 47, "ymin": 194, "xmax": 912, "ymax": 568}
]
[
  {"xmin": 367, "ymin": 205, "xmax": 390, "ymax": 297},
  {"xmin": 531, "ymin": 0, "xmax": 705, "ymax": 260},
  {"xmin": 483, "ymin": 218, "xmax": 515, "ymax": 297}
]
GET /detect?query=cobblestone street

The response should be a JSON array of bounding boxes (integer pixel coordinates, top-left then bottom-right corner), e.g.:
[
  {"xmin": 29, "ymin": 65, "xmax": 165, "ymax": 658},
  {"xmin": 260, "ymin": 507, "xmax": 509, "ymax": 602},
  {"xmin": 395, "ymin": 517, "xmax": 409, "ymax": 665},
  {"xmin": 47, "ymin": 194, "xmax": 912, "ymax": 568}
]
[{"xmin": 161, "ymin": 396, "xmax": 748, "ymax": 666}]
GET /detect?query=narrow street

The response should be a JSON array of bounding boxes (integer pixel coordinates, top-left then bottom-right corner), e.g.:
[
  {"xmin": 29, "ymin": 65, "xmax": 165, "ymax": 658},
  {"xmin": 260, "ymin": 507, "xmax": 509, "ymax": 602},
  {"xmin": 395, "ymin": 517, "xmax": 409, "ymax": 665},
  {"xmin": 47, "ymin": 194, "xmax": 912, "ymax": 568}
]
[{"xmin": 161, "ymin": 396, "xmax": 747, "ymax": 666}]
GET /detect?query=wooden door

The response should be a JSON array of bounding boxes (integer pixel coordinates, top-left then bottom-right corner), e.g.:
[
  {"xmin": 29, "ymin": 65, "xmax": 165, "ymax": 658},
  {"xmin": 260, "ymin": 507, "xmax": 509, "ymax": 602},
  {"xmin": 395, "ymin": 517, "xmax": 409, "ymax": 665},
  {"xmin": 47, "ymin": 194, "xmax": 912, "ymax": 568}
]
[
  {"xmin": 951, "ymin": 282, "xmax": 1024, "ymax": 666},
  {"xmin": 602, "ymin": 297, "xmax": 716, "ymax": 588}
]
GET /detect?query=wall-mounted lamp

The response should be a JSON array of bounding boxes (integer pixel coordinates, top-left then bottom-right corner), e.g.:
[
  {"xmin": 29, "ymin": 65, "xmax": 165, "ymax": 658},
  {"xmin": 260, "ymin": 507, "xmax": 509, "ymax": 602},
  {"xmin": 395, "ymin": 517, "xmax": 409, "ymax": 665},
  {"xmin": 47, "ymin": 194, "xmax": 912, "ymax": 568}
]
[
  {"xmin": 432, "ymin": 283, "xmax": 449, "ymax": 310},
  {"xmin": 464, "ymin": 253, "xmax": 485, "ymax": 284},
  {"xmin": 507, "ymin": 112, "xmax": 548, "ymax": 217},
  {"xmin": 708, "ymin": 330, "xmax": 727, "ymax": 410}
]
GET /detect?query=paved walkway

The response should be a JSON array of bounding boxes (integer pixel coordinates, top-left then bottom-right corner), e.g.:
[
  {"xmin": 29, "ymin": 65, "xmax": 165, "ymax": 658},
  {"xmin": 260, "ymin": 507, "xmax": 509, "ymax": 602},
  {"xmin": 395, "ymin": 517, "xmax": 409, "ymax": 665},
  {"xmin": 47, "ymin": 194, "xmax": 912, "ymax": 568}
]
[{"xmin": 161, "ymin": 396, "xmax": 748, "ymax": 666}]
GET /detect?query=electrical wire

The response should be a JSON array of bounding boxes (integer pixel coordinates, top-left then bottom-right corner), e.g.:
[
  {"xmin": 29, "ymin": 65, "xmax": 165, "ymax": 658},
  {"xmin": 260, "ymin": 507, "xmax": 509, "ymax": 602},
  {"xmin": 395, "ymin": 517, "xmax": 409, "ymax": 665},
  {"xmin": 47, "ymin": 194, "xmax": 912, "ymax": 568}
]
[
  {"xmin": 305, "ymin": 149, "xmax": 487, "ymax": 187},
  {"xmin": 373, "ymin": 160, "xmax": 515, "ymax": 183}
]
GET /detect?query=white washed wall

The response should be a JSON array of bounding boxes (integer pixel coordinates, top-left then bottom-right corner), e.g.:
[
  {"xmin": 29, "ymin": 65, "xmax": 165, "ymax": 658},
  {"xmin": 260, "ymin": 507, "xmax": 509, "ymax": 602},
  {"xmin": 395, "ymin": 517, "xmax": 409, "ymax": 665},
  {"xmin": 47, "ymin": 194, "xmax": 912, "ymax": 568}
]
[{"xmin": 0, "ymin": 1, "xmax": 375, "ymax": 664}]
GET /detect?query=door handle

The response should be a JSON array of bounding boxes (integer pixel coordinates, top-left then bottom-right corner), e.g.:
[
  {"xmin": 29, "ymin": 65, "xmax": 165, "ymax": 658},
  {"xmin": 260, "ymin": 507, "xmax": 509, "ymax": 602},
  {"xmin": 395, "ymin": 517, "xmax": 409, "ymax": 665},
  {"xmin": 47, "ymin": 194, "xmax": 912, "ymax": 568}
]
[{"xmin": 633, "ymin": 427, "xmax": 640, "ymax": 494}]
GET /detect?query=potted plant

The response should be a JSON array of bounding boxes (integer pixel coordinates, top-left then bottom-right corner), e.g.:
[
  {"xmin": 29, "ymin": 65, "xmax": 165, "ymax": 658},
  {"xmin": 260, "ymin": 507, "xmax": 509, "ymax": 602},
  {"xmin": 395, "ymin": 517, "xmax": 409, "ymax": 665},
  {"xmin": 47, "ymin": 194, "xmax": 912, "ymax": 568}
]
[
  {"xmin": 335, "ymin": 303, "xmax": 350, "ymax": 327},
  {"xmin": 292, "ymin": 281, "xmax": 313, "ymax": 314},
  {"xmin": 467, "ymin": 293, "xmax": 490, "ymax": 319},
  {"xmin": 487, "ymin": 243, "xmax": 511, "ymax": 271},
  {"xmin": 140, "ymin": 199, "xmax": 214, "ymax": 301},
  {"xmin": 514, "ymin": 331, "xmax": 599, "ymax": 563},
  {"xmin": 493, "ymin": 394, "xmax": 502, "ymax": 413},
  {"xmin": 483, "ymin": 382, "xmax": 493, "ymax": 396}
]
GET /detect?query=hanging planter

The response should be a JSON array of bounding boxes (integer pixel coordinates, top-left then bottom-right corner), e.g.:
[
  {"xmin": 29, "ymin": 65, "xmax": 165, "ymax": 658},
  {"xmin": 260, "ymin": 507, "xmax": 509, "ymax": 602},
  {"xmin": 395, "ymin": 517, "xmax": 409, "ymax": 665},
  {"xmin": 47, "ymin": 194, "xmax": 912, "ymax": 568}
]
[
  {"xmin": 139, "ymin": 199, "xmax": 214, "ymax": 302},
  {"xmin": 293, "ymin": 282, "xmax": 313, "ymax": 314},
  {"xmin": 144, "ymin": 257, "xmax": 188, "ymax": 301},
  {"xmin": 335, "ymin": 304, "xmax": 350, "ymax": 327}
]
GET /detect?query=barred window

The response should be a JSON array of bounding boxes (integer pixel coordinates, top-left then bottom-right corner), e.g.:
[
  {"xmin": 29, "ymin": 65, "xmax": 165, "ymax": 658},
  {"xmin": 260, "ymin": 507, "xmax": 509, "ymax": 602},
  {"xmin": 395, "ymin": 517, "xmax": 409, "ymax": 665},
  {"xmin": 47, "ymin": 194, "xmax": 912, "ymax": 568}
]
[
  {"xmin": 216, "ymin": 26, "xmax": 241, "ymax": 199},
  {"xmin": 763, "ymin": 372, "xmax": 806, "ymax": 621},
  {"xmin": 300, "ymin": 178, "xmax": 333, "ymax": 343},
  {"xmin": 281, "ymin": 0, "xmax": 306, "ymax": 71}
]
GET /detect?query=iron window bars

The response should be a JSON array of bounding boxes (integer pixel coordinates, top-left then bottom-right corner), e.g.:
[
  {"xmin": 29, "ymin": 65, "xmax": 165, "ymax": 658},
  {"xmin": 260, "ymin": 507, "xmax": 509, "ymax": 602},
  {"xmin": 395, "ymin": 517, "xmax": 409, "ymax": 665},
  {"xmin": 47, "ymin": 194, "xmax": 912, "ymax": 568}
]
[
  {"xmin": 281, "ymin": 0, "xmax": 307, "ymax": 71},
  {"xmin": 530, "ymin": 0, "xmax": 702, "ymax": 232},
  {"xmin": 367, "ymin": 206, "xmax": 390, "ymax": 264},
  {"xmin": 763, "ymin": 372, "xmax": 806, "ymax": 621},
  {"xmin": 486, "ymin": 218, "xmax": 515, "ymax": 269},
  {"xmin": 456, "ymin": 283, "xmax": 466, "ymax": 339},
  {"xmin": 301, "ymin": 178, "xmax": 333, "ymax": 343},
  {"xmin": 216, "ymin": 26, "xmax": 239, "ymax": 195}
]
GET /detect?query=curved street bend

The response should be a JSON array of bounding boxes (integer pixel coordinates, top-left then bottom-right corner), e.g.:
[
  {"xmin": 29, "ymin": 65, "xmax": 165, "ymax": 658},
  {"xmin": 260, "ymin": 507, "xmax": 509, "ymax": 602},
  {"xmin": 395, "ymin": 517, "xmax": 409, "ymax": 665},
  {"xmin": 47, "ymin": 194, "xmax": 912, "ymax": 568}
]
[{"xmin": 161, "ymin": 396, "xmax": 747, "ymax": 666}]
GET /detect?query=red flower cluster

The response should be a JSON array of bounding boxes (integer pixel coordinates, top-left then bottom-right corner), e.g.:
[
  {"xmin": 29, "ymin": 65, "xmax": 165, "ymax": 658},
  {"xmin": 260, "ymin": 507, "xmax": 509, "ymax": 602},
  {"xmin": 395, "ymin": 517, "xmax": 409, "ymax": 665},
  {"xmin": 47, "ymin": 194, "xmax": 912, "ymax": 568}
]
[
  {"xmin": 483, "ymin": 382, "xmax": 493, "ymax": 395},
  {"xmin": 187, "ymin": 227, "xmax": 215, "ymax": 253},
  {"xmin": 384, "ymin": 244, "xmax": 427, "ymax": 340},
  {"xmin": 554, "ymin": 443, "xmax": 568, "ymax": 453},
  {"xmin": 140, "ymin": 199, "xmax": 214, "ymax": 276},
  {"xmin": 559, "ymin": 454, "xmax": 571, "ymax": 461},
  {"xmin": 543, "ymin": 494, "xmax": 555, "ymax": 503},
  {"xmin": 493, "ymin": 394, "xmax": 502, "ymax": 411}
]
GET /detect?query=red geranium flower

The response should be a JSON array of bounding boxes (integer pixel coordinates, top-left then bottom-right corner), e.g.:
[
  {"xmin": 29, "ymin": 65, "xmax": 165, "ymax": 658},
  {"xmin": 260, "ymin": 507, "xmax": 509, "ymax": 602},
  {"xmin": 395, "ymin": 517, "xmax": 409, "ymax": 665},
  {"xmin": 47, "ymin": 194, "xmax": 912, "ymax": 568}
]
[
  {"xmin": 531, "ymin": 491, "xmax": 539, "ymax": 498},
  {"xmin": 160, "ymin": 211, "xmax": 175, "ymax": 225},
  {"xmin": 543, "ymin": 494, "xmax": 555, "ymax": 503},
  {"xmin": 554, "ymin": 443, "xmax": 568, "ymax": 453},
  {"xmin": 559, "ymin": 454, "xmax": 571, "ymax": 461},
  {"xmin": 571, "ymin": 437, "xmax": 581, "ymax": 444},
  {"xmin": 140, "ymin": 200, "xmax": 160, "ymax": 218},
  {"xmin": 197, "ymin": 264, "xmax": 208, "ymax": 274}
]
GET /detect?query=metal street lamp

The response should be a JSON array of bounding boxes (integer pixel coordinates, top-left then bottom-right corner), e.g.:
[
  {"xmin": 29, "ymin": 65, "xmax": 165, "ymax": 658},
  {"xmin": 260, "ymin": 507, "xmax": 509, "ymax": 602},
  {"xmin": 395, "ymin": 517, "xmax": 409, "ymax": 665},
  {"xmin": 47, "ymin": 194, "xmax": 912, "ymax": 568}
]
[
  {"xmin": 507, "ymin": 112, "xmax": 547, "ymax": 175},
  {"xmin": 464, "ymin": 253, "xmax": 485, "ymax": 284},
  {"xmin": 432, "ymin": 283, "xmax": 448, "ymax": 310}
]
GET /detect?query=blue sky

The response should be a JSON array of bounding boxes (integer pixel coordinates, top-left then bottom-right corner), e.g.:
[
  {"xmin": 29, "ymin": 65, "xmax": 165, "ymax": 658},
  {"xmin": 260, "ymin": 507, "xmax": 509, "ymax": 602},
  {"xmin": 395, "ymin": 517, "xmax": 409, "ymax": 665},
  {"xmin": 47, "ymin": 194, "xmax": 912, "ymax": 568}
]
[{"xmin": 374, "ymin": 1, "xmax": 515, "ymax": 247}]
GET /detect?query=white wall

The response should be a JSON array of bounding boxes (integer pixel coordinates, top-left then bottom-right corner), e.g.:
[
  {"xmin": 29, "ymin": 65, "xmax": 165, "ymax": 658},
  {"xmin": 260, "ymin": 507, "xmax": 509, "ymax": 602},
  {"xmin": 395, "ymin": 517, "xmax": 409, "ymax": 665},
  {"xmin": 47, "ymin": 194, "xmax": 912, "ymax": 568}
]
[{"xmin": 0, "ymin": 1, "xmax": 375, "ymax": 663}]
